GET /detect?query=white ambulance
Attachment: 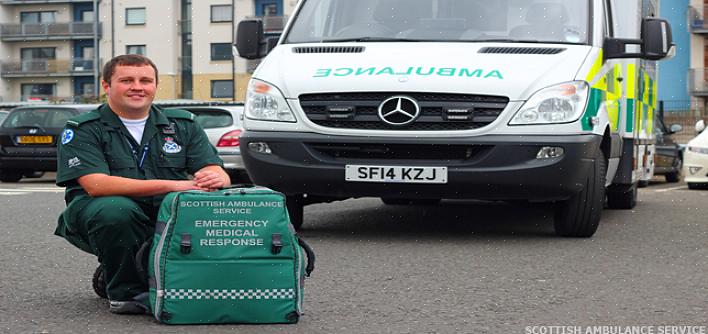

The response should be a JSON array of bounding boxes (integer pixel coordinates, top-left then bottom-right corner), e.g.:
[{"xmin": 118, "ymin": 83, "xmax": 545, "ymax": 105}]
[{"xmin": 235, "ymin": 0, "xmax": 674, "ymax": 237}]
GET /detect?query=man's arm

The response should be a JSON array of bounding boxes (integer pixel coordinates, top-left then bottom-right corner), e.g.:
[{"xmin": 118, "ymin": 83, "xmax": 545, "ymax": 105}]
[{"xmin": 78, "ymin": 174, "xmax": 202, "ymax": 197}]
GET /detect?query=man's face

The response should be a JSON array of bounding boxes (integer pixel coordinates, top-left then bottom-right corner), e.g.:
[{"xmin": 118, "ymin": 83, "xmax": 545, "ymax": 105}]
[{"xmin": 102, "ymin": 65, "xmax": 157, "ymax": 115}]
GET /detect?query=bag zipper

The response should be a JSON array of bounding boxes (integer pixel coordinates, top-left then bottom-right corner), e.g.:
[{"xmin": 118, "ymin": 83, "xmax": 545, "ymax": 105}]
[{"xmin": 152, "ymin": 193, "xmax": 181, "ymax": 321}]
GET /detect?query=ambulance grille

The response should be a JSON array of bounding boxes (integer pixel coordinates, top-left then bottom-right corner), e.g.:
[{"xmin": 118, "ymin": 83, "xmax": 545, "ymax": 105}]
[
  {"xmin": 299, "ymin": 92, "xmax": 509, "ymax": 131},
  {"xmin": 306, "ymin": 143, "xmax": 492, "ymax": 161},
  {"xmin": 293, "ymin": 46, "xmax": 365, "ymax": 53},
  {"xmin": 479, "ymin": 47, "xmax": 565, "ymax": 55}
]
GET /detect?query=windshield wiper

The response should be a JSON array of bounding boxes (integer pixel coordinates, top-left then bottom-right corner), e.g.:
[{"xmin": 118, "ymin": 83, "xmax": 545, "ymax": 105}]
[
  {"xmin": 470, "ymin": 38, "xmax": 582, "ymax": 45},
  {"xmin": 321, "ymin": 36, "xmax": 425, "ymax": 43},
  {"xmin": 470, "ymin": 38, "xmax": 545, "ymax": 43}
]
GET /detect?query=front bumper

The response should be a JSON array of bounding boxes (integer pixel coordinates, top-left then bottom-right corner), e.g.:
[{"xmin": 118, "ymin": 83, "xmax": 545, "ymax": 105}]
[
  {"xmin": 683, "ymin": 150, "xmax": 708, "ymax": 183},
  {"xmin": 0, "ymin": 155, "xmax": 56, "ymax": 171},
  {"xmin": 219, "ymin": 151, "xmax": 245, "ymax": 171},
  {"xmin": 241, "ymin": 132, "xmax": 602, "ymax": 202}
]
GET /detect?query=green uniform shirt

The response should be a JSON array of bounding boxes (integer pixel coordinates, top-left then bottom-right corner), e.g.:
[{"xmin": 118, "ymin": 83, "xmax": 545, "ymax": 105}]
[{"xmin": 56, "ymin": 104, "xmax": 223, "ymax": 207}]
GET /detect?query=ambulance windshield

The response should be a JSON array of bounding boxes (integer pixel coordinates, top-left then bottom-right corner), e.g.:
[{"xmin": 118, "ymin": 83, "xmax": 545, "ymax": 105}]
[{"xmin": 285, "ymin": 0, "xmax": 590, "ymax": 45}]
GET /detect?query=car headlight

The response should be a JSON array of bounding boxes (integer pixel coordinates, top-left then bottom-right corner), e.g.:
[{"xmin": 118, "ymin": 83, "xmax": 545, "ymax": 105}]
[
  {"xmin": 245, "ymin": 79, "xmax": 296, "ymax": 122},
  {"xmin": 688, "ymin": 146, "xmax": 708, "ymax": 155},
  {"xmin": 509, "ymin": 81, "xmax": 589, "ymax": 125}
]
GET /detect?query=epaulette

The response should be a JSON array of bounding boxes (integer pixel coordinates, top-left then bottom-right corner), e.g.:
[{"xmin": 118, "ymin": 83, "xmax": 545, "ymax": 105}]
[
  {"xmin": 65, "ymin": 111, "xmax": 101, "ymax": 127},
  {"xmin": 162, "ymin": 108, "xmax": 196, "ymax": 122}
]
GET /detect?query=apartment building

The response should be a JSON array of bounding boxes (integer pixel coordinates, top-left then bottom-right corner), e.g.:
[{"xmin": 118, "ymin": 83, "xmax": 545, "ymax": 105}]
[
  {"xmin": 0, "ymin": 0, "xmax": 296, "ymax": 103},
  {"xmin": 688, "ymin": 0, "xmax": 708, "ymax": 107}
]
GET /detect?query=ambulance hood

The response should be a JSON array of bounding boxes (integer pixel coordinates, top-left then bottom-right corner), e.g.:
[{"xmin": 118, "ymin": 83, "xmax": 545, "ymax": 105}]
[{"xmin": 253, "ymin": 43, "xmax": 593, "ymax": 101}]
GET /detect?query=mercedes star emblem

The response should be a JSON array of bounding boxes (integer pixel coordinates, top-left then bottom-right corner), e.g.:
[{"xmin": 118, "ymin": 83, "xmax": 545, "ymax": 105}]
[{"xmin": 377, "ymin": 96, "xmax": 421, "ymax": 126}]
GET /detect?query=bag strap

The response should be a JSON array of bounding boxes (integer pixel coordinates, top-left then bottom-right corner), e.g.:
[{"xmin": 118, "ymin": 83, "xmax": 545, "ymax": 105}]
[
  {"xmin": 298, "ymin": 237, "xmax": 315, "ymax": 277},
  {"xmin": 135, "ymin": 239, "xmax": 153, "ymax": 283}
]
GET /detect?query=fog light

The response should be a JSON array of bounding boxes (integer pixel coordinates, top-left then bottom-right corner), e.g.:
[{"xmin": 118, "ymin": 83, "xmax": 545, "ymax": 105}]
[
  {"xmin": 688, "ymin": 166, "xmax": 703, "ymax": 175},
  {"xmin": 536, "ymin": 146, "xmax": 565, "ymax": 159},
  {"xmin": 248, "ymin": 142, "xmax": 272, "ymax": 154}
]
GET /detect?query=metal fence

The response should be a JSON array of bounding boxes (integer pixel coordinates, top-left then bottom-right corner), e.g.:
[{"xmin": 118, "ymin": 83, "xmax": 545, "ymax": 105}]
[
  {"xmin": 659, "ymin": 100, "xmax": 707, "ymax": 144},
  {"xmin": 0, "ymin": 22, "xmax": 98, "ymax": 40},
  {"xmin": 0, "ymin": 58, "xmax": 95, "ymax": 76}
]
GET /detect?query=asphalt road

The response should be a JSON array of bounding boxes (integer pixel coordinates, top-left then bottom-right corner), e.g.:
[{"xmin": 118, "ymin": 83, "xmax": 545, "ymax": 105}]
[{"xmin": 1, "ymin": 176, "xmax": 706, "ymax": 334}]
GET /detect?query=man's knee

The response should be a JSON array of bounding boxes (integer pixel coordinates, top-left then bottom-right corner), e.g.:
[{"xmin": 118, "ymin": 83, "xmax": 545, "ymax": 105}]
[
  {"xmin": 89, "ymin": 196, "xmax": 144, "ymax": 222},
  {"xmin": 84, "ymin": 196, "xmax": 152, "ymax": 239}
]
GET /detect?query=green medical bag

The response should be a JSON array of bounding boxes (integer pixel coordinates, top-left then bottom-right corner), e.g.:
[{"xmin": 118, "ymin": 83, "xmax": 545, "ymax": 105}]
[{"xmin": 147, "ymin": 187, "xmax": 315, "ymax": 324}]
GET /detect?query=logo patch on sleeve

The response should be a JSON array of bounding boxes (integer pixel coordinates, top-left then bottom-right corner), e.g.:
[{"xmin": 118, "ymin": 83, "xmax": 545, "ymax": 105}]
[
  {"xmin": 68, "ymin": 157, "xmax": 81, "ymax": 168},
  {"xmin": 61, "ymin": 129, "xmax": 75, "ymax": 145}
]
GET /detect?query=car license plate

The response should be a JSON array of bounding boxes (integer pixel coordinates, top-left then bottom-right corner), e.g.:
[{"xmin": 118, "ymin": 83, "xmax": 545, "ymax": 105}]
[
  {"xmin": 17, "ymin": 135, "xmax": 52, "ymax": 144},
  {"xmin": 345, "ymin": 165, "xmax": 447, "ymax": 184}
]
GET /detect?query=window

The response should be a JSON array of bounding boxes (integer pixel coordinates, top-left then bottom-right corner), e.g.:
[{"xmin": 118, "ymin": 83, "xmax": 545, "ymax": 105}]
[
  {"xmin": 80, "ymin": 82, "xmax": 95, "ymax": 96},
  {"xmin": 211, "ymin": 80, "xmax": 233, "ymax": 98},
  {"xmin": 211, "ymin": 5, "xmax": 233, "ymax": 22},
  {"xmin": 20, "ymin": 84, "xmax": 55, "ymax": 101},
  {"xmin": 210, "ymin": 43, "xmax": 232, "ymax": 61},
  {"xmin": 126, "ymin": 45, "xmax": 146, "ymax": 55},
  {"xmin": 126, "ymin": 8, "xmax": 146, "ymax": 25},
  {"xmin": 21, "ymin": 47, "xmax": 56, "ymax": 60},
  {"xmin": 20, "ymin": 11, "xmax": 56, "ymax": 23},
  {"xmin": 81, "ymin": 10, "xmax": 95, "ymax": 22},
  {"xmin": 21, "ymin": 48, "xmax": 55, "ymax": 72}
]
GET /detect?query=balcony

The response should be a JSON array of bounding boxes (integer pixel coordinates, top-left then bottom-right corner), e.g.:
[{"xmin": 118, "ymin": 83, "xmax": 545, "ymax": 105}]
[
  {"xmin": 246, "ymin": 15, "xmax": 289, "ymax": 32},
  {"xmin": 688, "ymin": 5, "xmax": 708, "ymax": 34},
  {"xmin": 688, "ymin": 68, "xmax": 708, "ymax": 96},
  {"xmin": 0, "ymin": 58, "xmax": 96, "ymax": 78},
  {"xmin": 0, "ymin": 22, "xmax": 100, "ymax": 41},
  {"xmin": 0, "ymin": 0, "xmax": 92, "ymax": 4}
]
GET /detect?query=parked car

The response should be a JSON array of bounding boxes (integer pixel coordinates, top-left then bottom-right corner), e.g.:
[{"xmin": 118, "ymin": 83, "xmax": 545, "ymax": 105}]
[
  {"xmin": 684, "ymin": 120, "xmax": 708, "ymax": 189},
  {"xmin": 0, "ymin": 110, "xmax": 9, "ymax": 124},
  {"xmin": 653, "ymin": 115, "xmax": 683, "ymax": 183},
  {"xmin": 0, "ymin": 104, "xmax": 98, "ymax": 182},
  {"xmin": 167, "ymin": 105, "xmax": 248, "ymax": 182}
]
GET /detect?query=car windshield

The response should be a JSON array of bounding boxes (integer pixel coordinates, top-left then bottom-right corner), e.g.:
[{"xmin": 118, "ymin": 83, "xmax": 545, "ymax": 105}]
[
  {"xmin": 286, "ymin": 0, "xmax": 590, "ymax": 44},
  {"xmin": 2, "ymin": 108, "xmax": 76, "ymax": 129}
]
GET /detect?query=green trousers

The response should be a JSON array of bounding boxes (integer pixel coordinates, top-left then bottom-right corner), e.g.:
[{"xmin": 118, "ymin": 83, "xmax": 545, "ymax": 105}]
[{"xmin": 56, "ymin": 195, "xmax": 157, "ymax": 301}]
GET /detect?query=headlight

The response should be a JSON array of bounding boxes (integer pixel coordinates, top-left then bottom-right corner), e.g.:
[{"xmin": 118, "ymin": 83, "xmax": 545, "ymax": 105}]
[
  {"xmin": 245, "ymin": 79, "xmax": 296, "ymax": 122},
  {"xmin": 688, "ymin": 146, "xmax": 708, "ymax": 155},
  {"xmin": 509, "ymin": 81, "xmax": 589, "ymax": 125}
]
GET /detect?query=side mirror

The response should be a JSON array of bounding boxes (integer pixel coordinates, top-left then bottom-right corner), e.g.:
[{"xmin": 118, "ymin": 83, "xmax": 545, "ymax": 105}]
[
  {"xmin": 641, "ymin": 18, "xmax": 674, "ymax": 60},
  {"xmin": 236, "ymin": 20, "xmax": 265, "ymax": 59},
  {"xmin": 604, "ymin": 17, "xmax": 675, "ymax": 61},
  {"xmin": 669, "ymin": 124, "xmax": 683, "ymax": 134},
  {"xmin": 696, "ymin": 120, "xmax": 706, "ymax": 134}
]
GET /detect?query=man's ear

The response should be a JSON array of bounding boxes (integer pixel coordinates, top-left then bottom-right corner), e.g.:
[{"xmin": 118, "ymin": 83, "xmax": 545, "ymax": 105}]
[{"xmin": 101, "ymin": 80, "xmax": 110, "ymax": 94}]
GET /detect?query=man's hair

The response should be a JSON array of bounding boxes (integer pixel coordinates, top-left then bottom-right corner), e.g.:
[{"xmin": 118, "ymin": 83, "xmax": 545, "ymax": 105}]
[{"xmin": 102, "ymin": 54, "xmax": 159, "ymax": 86}]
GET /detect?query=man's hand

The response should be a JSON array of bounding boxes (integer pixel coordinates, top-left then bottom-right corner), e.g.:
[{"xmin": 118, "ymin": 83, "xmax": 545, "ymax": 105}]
[{"xmin": 194, "ymin": 166, "xmax": 230, "ymax": 191}]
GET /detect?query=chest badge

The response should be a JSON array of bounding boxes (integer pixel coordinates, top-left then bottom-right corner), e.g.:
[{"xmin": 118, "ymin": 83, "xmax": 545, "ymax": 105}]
[{"xmin": 163, "ymin": 137, "xmax": 182, "ymax": 154}]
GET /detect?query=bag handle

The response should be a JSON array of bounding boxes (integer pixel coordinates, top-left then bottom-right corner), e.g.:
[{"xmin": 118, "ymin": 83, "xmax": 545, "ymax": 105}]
[{"xmin": 298, "ymin": 237, "xmax": 315, "ymax": 277}]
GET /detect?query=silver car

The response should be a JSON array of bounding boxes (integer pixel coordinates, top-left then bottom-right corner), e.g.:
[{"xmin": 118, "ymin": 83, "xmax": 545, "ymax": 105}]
[{"xmin": 171, "ymin": 105, "xmax": 248, "ymax": 181}]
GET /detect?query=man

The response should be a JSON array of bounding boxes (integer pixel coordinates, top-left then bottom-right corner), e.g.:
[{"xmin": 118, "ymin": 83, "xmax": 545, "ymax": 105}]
[{"xmin": 55, "ymin": 55, "xmax": 230, "ymax": 314}]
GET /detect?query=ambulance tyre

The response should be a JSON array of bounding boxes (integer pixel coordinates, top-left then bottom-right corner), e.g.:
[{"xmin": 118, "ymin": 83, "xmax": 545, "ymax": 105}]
[
  {"xmin": 606, "ymin": 183, "xmax": 637, "ymax": 210},
  {"xmin": 92, "ymin": 264, "xmax": 108, "ymax": 299},
  {"xmin": 554, "ymin": 150, "xmax": 606, "ymax": 238},
  {"xmin": 0, "ymin": 170, "xmax": 22, "ymax": 182},
  {"xmin": 286, "ymin": 197, "xmax": 304, "ymax": 230}
]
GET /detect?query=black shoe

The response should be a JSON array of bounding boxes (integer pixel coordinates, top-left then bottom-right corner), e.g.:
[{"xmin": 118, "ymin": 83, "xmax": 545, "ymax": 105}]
[{"xmin": 109, "ymin": 292, "xmax": 150, "ymax": 315}]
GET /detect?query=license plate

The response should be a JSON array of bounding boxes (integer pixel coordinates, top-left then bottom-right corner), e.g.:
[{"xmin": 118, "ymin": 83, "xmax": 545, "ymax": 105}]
[
  {"xmin": 17, "ymin": 135, "xmax": 52, "ymax": 144},
  {"xmin": 345, "ymin": 165, "xmax": 447, "ymax": 184}
]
